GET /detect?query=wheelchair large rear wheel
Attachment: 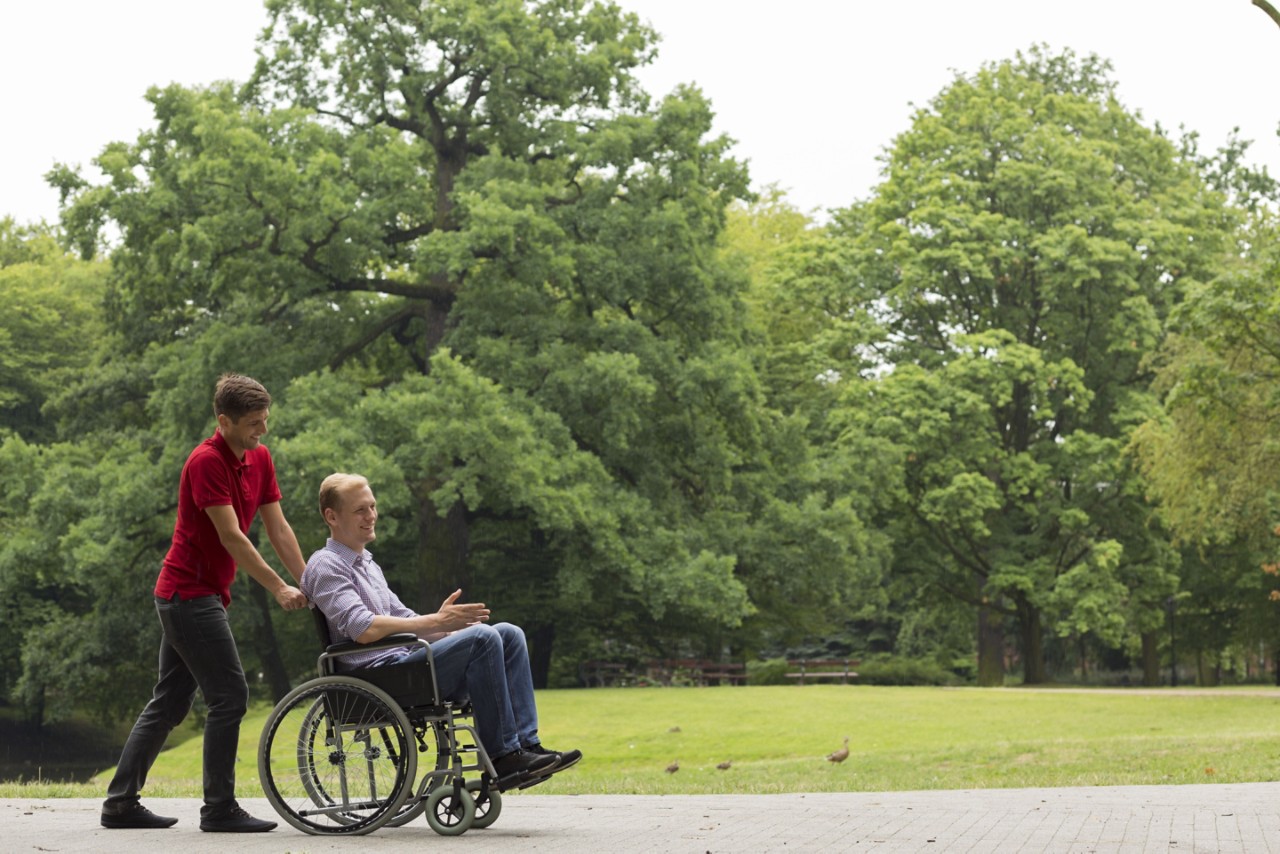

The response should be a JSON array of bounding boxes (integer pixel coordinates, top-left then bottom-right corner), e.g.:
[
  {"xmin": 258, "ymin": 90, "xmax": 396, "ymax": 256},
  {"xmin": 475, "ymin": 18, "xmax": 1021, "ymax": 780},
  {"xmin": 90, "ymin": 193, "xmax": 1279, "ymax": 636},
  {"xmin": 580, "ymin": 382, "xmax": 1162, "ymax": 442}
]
[{"xmin": 259, "ymin": 676, "xmax": 416, "ymax": 835}]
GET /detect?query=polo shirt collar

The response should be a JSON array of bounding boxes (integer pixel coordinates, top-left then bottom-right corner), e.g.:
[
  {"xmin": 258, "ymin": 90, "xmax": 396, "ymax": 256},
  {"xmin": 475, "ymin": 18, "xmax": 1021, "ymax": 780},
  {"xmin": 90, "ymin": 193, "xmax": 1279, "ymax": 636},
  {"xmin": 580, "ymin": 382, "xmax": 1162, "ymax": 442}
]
[{"xmin": 210, "ymin": 430, "xmax": 248, "ymax": 470}]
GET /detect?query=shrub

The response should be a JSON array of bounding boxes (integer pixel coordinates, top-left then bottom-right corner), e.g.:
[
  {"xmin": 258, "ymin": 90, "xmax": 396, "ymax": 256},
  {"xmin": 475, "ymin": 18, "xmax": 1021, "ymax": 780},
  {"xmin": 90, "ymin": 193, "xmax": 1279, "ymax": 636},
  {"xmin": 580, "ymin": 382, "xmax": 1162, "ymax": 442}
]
[
  {"xmin": 746, "ymin": 658, "xmax": 790, "ymax": 686},
  {"xmin": 854, "ymin": 658, "xmax": 965, "ymax": 686}
]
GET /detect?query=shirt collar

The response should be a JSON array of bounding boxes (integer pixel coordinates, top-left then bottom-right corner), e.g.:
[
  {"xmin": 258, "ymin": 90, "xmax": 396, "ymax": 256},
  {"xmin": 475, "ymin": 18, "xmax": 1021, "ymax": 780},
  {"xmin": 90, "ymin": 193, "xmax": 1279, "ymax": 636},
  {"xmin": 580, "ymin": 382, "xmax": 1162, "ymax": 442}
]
[
  {"xmin": 325, "ymin": 538, "xmax": 370, "ymax": 569},
  {"xmin": 210, "ymin": 430, "xmax": 248, "ymax": 470}
]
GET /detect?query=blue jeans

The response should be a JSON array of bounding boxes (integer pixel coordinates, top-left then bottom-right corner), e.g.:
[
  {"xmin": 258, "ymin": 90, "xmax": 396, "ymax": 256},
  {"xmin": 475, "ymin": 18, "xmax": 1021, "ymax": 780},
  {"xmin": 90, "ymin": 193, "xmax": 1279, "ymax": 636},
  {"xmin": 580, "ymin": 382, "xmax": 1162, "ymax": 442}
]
[
  {"xmin": 402, "ymin": 622, "xmax": 539, "ymax": 758},
  {"xmin": 103, "ymin": 595, "xmax": 248, "ymax": 817}
]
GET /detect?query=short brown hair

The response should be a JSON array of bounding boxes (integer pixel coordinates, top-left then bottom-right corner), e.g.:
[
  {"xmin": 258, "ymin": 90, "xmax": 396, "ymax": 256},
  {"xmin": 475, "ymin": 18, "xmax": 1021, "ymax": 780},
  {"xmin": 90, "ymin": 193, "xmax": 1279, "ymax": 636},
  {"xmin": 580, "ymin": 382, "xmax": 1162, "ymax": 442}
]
[
  {"xmin": 213, "ymin": 374, "xmax": 272, "ymax": 422},
  {"xmin": 319, "ymin": 473, "xmax": 370, "ymax": 517}
]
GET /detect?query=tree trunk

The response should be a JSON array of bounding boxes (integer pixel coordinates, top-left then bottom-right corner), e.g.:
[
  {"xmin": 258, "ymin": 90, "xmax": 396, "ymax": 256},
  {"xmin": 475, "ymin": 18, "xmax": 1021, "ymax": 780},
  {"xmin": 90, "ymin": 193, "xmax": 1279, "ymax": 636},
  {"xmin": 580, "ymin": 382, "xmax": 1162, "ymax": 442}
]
[
  {"xmin": 527, "ymin": 622, "xmax": 555, "ymax": 689},
  {"xmin": 1197, "ymin": 652, "xmax": 1220, "ymax": 687},
  {"xmin": 245, "ymin": 579, "xmax": 293, "ymax": 702},
  {"xmin": 416, "ymin": 491, "xmax": 471, "ymax": 608},
  {"xmin": 1017, "ymin": 598, "xmax": 1048, "ymax": 684},
  {"xmin": 976, "ymin": 589, "xmax": 1005, "ymax": 687},
  {"xmin": 1140, "ymin": 631, "xmax": 1161, "ymax": 686},
  {"xmin": 243, "ymin": 531, "xmax": 293, "ymax": 702}
]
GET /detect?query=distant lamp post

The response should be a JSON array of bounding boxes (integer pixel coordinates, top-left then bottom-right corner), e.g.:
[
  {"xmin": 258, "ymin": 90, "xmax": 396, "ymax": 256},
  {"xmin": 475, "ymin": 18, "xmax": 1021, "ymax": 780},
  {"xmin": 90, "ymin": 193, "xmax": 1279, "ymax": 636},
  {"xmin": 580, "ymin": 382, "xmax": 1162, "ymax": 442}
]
[
  {"xmin": 1166, "ymin": 596, "xmax": 1178, "ymax": 687},
  {"xmin": 1256, "ymin": 0, "xmax": 1280, "ymax": 29}
]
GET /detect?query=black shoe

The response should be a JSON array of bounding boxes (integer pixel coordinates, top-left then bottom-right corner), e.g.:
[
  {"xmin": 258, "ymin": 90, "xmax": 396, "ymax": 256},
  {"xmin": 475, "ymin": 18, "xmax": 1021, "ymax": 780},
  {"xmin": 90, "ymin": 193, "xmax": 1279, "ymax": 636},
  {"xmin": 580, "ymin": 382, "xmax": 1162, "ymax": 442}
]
[
  {"xmin": 527, "ymin": 742, "xmax": 583, "ymax": 772},
  {"xmin": 492, "ymin": 748, "xmax": 557, "ymax": 780},
  {"xmin": 199, "ymin": 806, "xmax": 277, "ymax": 833},
  {"xmin": 100, "ymin": 802, "xmax": 178, "ymax": 829}
]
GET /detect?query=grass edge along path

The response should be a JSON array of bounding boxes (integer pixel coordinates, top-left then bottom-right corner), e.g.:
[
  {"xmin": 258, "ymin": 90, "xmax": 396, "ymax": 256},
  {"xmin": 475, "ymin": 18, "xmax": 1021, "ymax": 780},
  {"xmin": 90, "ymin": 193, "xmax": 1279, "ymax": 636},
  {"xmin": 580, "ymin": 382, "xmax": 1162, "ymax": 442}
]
[{"xmin": 5, "ymin": 685, "xmax": 1279, "ymax": 797}]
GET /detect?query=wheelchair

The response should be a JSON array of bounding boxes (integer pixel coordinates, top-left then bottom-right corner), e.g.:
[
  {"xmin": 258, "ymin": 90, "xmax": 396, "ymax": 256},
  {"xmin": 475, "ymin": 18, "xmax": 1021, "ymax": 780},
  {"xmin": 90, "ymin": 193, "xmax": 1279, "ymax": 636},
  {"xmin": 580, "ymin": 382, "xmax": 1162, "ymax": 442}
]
[{"xmin": 257, "ymin": 610, "xmax": 519, "ymax": 836}]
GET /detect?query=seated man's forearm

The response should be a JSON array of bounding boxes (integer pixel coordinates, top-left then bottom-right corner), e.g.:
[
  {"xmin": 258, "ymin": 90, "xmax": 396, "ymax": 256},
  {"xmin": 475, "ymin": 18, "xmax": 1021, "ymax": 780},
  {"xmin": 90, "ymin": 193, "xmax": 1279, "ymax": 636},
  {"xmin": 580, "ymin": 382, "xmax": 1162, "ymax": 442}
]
[
  {"xmin": 358, "ymin": 613, "xmax": 442, "ymax": 643},
  {"xmin": 349, "ymin": 592, "xmax": 488, "ymax": 643}
]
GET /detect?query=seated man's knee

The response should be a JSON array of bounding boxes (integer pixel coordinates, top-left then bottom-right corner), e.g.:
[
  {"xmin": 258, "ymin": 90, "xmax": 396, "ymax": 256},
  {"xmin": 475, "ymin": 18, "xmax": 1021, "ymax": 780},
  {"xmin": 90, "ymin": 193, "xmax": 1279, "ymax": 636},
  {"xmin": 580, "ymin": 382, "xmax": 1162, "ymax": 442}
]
[
  {"xmin": 493, "ymin": 622, "xmax": 526, "ymax": 647},
  {"xmin": 455, "ymin": 622, "xmax": 505, "ymax": 655},
  {"xmin": 471, "ymin": 623, "xmax": 501, "ymax": 644}
]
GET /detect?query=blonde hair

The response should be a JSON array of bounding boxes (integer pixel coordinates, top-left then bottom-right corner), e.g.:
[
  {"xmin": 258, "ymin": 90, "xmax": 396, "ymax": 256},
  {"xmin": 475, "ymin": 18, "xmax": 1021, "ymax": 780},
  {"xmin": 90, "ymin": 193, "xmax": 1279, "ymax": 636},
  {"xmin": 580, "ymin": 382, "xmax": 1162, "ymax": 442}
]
[{"xmin": 318, "ymin": 473, "xmax": 370, "ymax": 518}]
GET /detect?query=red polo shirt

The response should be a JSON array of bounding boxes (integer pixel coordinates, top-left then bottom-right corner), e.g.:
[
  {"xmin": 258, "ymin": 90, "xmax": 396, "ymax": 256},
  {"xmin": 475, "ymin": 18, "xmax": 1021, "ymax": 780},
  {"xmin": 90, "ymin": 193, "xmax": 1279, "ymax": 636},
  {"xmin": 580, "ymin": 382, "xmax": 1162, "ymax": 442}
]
[{"xmin": 154, "ymin": 431, "xmax": 282, "ymax": 606}]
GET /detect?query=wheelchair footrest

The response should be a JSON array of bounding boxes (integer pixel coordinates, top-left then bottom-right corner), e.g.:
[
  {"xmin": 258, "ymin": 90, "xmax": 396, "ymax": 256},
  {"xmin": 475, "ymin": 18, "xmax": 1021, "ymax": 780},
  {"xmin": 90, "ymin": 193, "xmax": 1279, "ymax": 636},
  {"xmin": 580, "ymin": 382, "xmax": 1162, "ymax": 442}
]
[{"xmin": 491, "ymin": 768, "xmax": 549, "ymax": 793}]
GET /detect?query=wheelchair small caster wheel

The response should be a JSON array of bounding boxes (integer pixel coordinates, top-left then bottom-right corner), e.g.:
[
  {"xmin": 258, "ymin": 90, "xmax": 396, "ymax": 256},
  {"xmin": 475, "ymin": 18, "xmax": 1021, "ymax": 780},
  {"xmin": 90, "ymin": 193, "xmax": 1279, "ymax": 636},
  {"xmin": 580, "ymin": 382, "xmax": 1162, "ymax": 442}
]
[
  {"xmin": 426, "ymin": 783, "xmax": 475, "ymax": 835},
  {"xmin": 466, "ymin": 779, "xmax": 503, "ymax": 828}
]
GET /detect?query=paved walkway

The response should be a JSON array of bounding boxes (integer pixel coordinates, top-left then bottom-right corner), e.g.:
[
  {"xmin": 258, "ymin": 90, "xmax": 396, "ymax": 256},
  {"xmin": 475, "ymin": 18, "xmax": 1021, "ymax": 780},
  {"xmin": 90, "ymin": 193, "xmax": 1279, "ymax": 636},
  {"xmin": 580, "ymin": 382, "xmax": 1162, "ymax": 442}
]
[{"xmin": 5, "ymin": 784, "xmax": 1279, "ymax": 852}]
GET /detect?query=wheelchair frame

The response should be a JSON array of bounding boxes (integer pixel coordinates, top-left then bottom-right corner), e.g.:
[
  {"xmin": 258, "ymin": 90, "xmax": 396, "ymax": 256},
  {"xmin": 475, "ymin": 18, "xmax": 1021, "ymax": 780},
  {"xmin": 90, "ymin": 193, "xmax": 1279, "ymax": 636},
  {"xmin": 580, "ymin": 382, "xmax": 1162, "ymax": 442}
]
[{"xmin": 257, "ymin": 613, "xmax": 506, "ymax": 836}]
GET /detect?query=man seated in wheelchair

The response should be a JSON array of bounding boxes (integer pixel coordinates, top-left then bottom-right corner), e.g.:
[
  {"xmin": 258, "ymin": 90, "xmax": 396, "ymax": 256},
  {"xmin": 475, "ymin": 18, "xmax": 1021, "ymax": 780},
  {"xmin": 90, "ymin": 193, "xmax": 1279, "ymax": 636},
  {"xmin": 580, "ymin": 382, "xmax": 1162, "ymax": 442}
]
[{"xmin": 301, "ymin": 472, "xmax": 582, "ymax": 787}]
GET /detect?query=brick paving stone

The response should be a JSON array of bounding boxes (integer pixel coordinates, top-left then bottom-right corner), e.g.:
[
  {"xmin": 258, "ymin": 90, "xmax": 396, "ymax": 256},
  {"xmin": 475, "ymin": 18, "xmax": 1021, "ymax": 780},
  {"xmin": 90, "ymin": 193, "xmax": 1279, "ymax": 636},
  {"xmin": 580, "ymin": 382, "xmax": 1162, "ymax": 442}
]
[{"xmin": 5, "ymin": 783, "xmax": 1280, "ymax": 853}]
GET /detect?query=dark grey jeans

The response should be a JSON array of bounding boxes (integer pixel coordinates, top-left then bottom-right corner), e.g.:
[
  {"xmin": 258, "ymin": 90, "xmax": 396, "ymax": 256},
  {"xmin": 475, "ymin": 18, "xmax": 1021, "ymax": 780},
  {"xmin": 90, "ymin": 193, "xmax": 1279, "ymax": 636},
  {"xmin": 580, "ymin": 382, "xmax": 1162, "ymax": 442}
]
[{"xmin": 103, "ymin": 594, "xmax": 248, "ymax": 818}]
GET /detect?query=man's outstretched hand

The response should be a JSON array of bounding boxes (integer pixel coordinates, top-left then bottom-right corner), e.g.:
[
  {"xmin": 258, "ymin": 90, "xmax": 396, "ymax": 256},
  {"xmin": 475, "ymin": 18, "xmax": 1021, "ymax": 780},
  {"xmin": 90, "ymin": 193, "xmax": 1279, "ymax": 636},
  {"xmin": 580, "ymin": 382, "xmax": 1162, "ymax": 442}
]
[{"xmin": 435, "ymin": 588, "xmax": 491, "ymax": 632}]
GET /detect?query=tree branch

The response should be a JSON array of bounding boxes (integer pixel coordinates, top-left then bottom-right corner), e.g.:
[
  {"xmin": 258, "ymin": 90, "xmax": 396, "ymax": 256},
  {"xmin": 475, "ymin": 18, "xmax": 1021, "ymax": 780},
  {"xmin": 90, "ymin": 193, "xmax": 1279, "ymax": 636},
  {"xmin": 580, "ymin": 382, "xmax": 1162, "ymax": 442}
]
[
  {"xmin": 329, "ymin": 276, "xmax": 457, "ymax": 304},
  {"xmin": 384, "ymin": 222, "xmax": 435, "ymax": 245},
  {"xmin": 329, "ymin": 302, "xmax": 420, "ymax": 370}
]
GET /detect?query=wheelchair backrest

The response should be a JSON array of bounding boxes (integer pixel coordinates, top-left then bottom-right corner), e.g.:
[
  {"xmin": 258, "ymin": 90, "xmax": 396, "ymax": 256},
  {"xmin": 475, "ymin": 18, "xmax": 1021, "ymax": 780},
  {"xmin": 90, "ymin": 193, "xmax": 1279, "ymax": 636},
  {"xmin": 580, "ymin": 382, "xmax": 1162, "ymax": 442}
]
[{"xmin": 310, "ymin": 605, "xmax": 336, "ymax": 648}]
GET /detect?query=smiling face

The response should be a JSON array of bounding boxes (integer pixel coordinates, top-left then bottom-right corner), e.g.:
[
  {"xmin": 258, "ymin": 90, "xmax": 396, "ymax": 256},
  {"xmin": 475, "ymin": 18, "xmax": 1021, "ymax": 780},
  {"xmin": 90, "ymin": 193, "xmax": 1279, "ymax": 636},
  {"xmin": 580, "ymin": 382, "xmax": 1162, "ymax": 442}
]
[
  {"xmin": 218, "ymin": 408, "xmax": 270, "ymax": 458},
  {"xmin": 323, "ymin": 482, "xmax": 378, "ymax": 553}
]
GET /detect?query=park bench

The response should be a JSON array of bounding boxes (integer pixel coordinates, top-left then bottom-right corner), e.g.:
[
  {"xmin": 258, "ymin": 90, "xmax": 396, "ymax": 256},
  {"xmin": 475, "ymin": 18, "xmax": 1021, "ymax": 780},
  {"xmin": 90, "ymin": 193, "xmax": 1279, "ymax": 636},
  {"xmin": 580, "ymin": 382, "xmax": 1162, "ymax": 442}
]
[
  {"xmin": 698, "ymin": 661, "xmax": 747, "ymax": 686},
  {"xmin": 785, "ymin": 658, "xmax": 860, "ymax": 685}
]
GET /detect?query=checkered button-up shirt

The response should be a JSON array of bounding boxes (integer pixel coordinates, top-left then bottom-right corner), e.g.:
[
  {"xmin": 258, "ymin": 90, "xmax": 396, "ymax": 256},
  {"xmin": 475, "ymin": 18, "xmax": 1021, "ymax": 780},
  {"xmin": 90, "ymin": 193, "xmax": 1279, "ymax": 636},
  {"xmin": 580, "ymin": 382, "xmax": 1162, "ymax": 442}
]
[{"xmin": 301, "ymin": 538, "xmax": 417, "ymax": 670}]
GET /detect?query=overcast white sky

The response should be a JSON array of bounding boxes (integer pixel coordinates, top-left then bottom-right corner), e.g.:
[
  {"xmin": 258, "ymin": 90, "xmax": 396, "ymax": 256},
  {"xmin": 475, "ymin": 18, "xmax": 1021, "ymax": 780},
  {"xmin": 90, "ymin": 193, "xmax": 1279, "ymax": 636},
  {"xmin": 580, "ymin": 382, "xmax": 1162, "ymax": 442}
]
[{"xmin": 2, "ymin": 1, "xmax": 1277, "ymax": 225}]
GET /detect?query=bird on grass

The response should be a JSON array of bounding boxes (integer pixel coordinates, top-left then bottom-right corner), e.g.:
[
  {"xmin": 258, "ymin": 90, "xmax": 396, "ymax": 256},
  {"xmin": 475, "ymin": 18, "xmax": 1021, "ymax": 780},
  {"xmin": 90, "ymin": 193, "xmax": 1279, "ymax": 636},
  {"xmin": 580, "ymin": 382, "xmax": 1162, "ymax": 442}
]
[
  {"xmin": 826, "ymin": 736, "xmax": 850, "ymax": 764},
  {"xmin": 665, "ymin": 760, "xmax": 680, "ymax": 774},
  {"xmin": 716, "ymin": 760, "xmax": 733, "ymax": 771}
]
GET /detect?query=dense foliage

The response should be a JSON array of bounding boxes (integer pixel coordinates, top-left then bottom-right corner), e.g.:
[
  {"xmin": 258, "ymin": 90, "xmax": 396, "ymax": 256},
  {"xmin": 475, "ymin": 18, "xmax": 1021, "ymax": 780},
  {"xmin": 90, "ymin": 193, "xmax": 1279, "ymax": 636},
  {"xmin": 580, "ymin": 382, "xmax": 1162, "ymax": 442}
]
[{"xmin": 3, "ymin": 5, "xmax": 1278, "ymax": 725}]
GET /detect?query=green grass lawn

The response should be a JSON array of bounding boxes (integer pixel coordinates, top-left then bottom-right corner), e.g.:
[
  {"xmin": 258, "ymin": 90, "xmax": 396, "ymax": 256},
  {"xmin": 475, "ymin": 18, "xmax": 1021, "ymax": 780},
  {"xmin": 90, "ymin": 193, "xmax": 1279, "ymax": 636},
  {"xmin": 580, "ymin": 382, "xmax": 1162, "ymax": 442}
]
[{"xmin": 5, "ymin": 685, "xmax": 1280, "ymax": 797}]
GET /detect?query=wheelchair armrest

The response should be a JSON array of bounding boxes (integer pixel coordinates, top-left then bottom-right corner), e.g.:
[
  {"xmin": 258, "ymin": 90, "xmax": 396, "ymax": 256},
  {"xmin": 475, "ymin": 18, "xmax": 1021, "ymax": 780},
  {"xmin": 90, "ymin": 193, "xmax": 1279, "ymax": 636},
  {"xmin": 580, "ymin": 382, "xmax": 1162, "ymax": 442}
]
[{"xmin": 324, "ymin": 632, "xmax": 423, "ymax": 657}]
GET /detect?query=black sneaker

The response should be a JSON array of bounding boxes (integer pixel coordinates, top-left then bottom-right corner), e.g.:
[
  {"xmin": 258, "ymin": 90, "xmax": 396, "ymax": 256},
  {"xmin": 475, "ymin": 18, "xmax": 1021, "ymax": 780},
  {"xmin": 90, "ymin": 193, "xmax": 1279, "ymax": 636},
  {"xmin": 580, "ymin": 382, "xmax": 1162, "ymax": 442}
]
[
  {"xmin": 492, "ymin": 748, "xmax": 557, "ymax": 780},
  {"xmin": 199, "ymin": 806, "xmax": 277, "ymax": 833},
  {"xmin": 100, "ymin": 802, "xmax": 178, "ymax": 829},
  {"xmin": 527, "ymin": 742, "xmax": 583, "ymax": 772}
]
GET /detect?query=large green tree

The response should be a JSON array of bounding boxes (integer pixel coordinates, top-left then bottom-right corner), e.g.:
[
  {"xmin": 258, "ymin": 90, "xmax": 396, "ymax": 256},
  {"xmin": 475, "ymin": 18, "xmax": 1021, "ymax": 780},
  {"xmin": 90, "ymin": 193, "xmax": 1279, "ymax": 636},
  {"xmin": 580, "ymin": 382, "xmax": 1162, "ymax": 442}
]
[
  {"xmin": 1132, "ymin": 189, "xmax": 1280, "ymax": 679},
  {"xmin": 828, "ymin": 47, "xmax": 1231, "ymax": 683},
  {"xmin": 0, "ymin": 220, "xmax": 107, "ymax": 441},
  {"xmin": 0, "ymin": 223, "xmax": 124, "ymax": 722},
  {"xmin": 719, "ymin": 194, "xmax": 895, "ymax": 654},
  {"xmin": 44, "ymin": 0, "xmax": 873, "ymax": 695},
  {"xmin": 1134, "ymin": 204, "xmax": 1280, "ymax": 546}
]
